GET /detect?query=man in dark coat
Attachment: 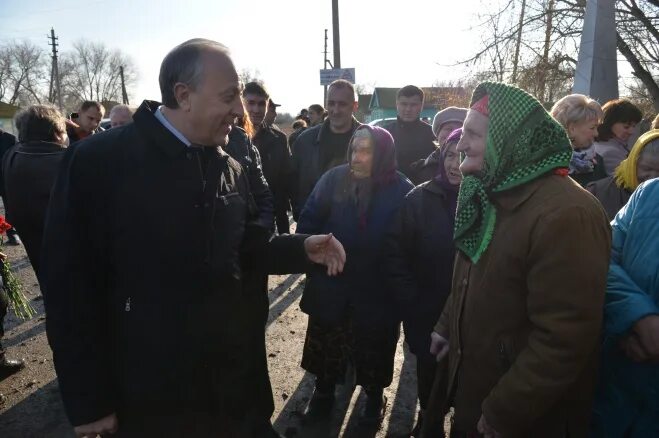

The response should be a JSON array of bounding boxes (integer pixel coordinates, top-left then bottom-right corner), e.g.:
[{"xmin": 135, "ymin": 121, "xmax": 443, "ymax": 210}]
[
  {"xmin": 40, "ymin": 39, "xmax": 346, "ymax": 438},
  {"xmin": 0, "ymin": 128, "xmax": 21, "ymax": 246},
  {"xmin": 290, "ymin": 79, "xmax": 360, "ymax": 220},
  {"xmin": 383, "ymin": 85, "xmax": 436, "ymax": 184},
  {"xmin": 3, "ymin": 104, "xmax": 68, "ymax": 275},
  {"xmin": 243, "ymin": 83, "xmax": 292, "ymax": 235}
]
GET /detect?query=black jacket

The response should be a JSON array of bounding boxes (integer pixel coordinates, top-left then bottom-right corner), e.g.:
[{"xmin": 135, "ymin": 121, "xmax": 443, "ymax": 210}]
[
  {"xmin": 0, "ymin": 130, "xmax": 17, "ymax": 196},
  {"xmin": 290, "ymin": 118, "xmax": 361, "ymax": 219},
  {"xmin": 40, "ymin": 100, "xmax": 310, "ymax": 433},
  {"xmin": 2, "ymin": 141, "xmax": 67, "ymax": 274},
  {"xmin": 383, "ymin": 118, "xmax": 436, "ymax": 184},
  {"xmin": 225, "ymin": 126, "xmax": 274, "ymax": 233},
  {"xmin": 384, "ymin": 179, "xmax": 456, "ymax": 360},
  {"xmin": 253, "ymin": 125, "xmax": 291, "ymax": 224}
]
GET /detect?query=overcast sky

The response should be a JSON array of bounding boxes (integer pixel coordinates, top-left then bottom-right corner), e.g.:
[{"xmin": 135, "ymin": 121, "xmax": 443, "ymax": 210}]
[{"xmin": 2, "ymin": 0, "xmax": 491, "ymax": 115}]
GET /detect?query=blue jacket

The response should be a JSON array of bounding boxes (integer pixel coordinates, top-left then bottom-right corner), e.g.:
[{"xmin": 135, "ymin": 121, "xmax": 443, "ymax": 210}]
[
  {"xmin": 592, "ymin": 178, "xmax": 659, "ymax": 438},
  {"xmin": 296, "ymin": 165, "xmax": 414, "ymax": 327}
]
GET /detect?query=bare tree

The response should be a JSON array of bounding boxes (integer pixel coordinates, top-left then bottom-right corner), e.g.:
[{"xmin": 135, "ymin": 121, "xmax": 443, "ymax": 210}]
[
  {"xmin": 0, "ymin": 40, "xmax": 48, "ymax": 106},
  {"xmin": 60, "ymin": 40, "xmax": 137, "ymax": 107},
  {"xmin": 464, "ymin": 0, "xmax": 659, "ymax": 110},
  {"xmin": 238, "ymin": 68, "xmax": 262, "ymax": 85}
]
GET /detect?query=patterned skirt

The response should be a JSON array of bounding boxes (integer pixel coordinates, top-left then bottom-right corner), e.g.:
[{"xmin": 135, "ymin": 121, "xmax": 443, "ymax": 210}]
[{"xmin": 301, "ymin": 314, "xmax": 399, "ymax": 389}]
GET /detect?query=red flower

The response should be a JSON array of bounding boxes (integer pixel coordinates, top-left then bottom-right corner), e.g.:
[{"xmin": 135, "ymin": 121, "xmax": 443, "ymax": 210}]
[
  {"xmin": 0, "ymin": 215, "xmax": 12, "ymax": 234},
  {"xmin": 554, "ymin": 168, "xmax": 569, "ymax": 177}
]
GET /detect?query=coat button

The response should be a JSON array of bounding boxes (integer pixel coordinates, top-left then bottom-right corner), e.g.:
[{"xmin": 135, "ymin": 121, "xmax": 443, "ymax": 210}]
[{"xmin": 462, "ymin": 278, "xmax": 468, "ymax": 286}]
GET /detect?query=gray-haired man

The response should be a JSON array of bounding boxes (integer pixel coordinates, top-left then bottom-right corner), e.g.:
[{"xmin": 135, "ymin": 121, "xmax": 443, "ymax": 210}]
[{"xmin": 41, "ymin": 39, "xmax": 346, "ymax": 438}]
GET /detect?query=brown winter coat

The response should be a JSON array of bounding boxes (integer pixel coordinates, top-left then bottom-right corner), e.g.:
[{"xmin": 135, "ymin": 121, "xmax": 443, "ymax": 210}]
[{"xmin": 429, "ymin": 174, "xmax": 611, "ymax": 437}]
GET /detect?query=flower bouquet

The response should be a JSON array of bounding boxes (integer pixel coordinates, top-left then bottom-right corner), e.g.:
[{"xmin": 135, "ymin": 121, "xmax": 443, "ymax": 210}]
[{"xmin": 0, "ymin": 216, "xmax": 34, "ymax": 319}]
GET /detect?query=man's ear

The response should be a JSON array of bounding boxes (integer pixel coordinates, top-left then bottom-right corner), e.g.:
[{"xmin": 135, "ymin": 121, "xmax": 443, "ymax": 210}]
[
  {"xmin": 352, "ymin": 101, "xmax": 358, "ymax": 112},
  {"xmin": 173, "ymin": 82, "xmax": 193, "ymax": 112}
]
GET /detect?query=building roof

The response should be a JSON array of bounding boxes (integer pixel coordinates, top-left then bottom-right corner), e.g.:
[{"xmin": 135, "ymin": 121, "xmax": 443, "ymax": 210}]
[
  {"xmin": 369, "ymin": 87, "xmax": 469, "ymax": 110},
  {"xmin": 0, "ymin": 101, "xmax": 20, "ymax": 119},
  {"xmin": 358, "ymin": 94, "xmax": 372, "ymax": 111}
]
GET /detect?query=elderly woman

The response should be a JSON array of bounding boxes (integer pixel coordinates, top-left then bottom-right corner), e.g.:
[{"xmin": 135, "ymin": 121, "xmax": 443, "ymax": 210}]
[
  {"xmin": 296, "ymin": 125, "xmax": 414, "ymax": 426},
  {"xmin": 425, "ymin": 82, "xmax": 610, "ymax": 438},
  {"xmin": 593, "ymin": 99, "xmax": 643, "ymax": 175},
  {"xmin": 588, "ymin": 130, "xmax": 659, "ymax": 219},
  {"xmin": 384, "ymin": 128, "xmax": 463, "ymax": 437},
  {"xmin": 551, "ymin": 94, "xmax": 606, "ymax": 186},
  {"xmin": 591, "ymin": 178, "xmax": 659, "ymax": 438},
  {"xmin": 411, "ymin": 107, "xmax": 468, "ymax": 183}
]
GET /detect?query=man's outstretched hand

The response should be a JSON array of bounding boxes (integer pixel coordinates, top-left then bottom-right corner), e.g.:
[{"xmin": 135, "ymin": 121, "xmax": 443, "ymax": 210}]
[{"xmin": 304, "ymin": 234, "xmax": 346, "ymax": 276}]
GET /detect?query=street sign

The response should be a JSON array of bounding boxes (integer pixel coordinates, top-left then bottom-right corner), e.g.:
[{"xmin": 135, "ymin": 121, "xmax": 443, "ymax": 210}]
[{"xmin": 320, "ymin": 68, "xmax": 356, "ymax": 85}]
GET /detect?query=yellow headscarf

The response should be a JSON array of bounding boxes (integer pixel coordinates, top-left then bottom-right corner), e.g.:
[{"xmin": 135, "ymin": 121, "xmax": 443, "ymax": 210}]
[{"xmin": 614, "ymin": 129, "xmax": 659, "ymax": 191}]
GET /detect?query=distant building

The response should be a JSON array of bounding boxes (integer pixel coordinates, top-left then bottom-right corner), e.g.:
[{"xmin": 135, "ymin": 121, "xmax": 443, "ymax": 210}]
[
  {"xmin": 360, "ymin": 87, "xmax": 469, "ymax": 123},
  {"xmin": 355, "ymin": 93, "xmax": 373, "ymax": 122}
]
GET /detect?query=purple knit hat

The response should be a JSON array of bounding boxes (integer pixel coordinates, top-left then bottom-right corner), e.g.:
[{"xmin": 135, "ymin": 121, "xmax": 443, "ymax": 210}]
[{"xmin": 347, "ymin": 124, "xmax": 397, "ymax": 184}]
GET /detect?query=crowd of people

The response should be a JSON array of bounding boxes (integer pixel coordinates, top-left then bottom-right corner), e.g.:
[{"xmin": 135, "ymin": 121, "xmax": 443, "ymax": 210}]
[{"xmin": 0, "ymin": 37, "xmax": 658, "ymax": 438}]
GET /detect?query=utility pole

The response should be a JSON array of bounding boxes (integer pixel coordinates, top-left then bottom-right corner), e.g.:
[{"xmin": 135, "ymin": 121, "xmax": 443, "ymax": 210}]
[
  {"xmin": 48, "ymin": 28, "xmax": 63, "ymax": 111},
  {"xmin": 332, "ymin": 0, "xmax": 341, "ymax": 69},
  {"xmin": 511, "ymin": 0, "xmax": 526, "ymax": 84},
  {"xmin": 323, "ymin": 28, "xmax": 333, "ymax": 105},
  {"xmin": 119, "ymin": 65, "xmax": 129, "ymax": 105}
]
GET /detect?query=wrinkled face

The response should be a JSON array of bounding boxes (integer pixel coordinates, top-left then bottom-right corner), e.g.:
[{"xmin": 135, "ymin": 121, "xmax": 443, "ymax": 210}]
[
  {"xmin": 611, "ymin": 121, "xmax": 637, "ymax": 144},
  {"xmin": 457, "ymin": 110, "xmax": 488, "ymax": 176},
  {"xmin": 636, "ymin": 149, "xmax": 659, "ymax": 184},
  {"xmin": 110, "ymin": 110, "xmax": 132, "ymax": 128},
  {"xmin": 243, "ymin": 93, "xmax": 268, "ymax": 127},
  {"xmin": 327, "ymin": 85, "xmax": 356, "ymax": 132},
  {"xmin": 178, "ymin": 50, "xmax": 243, "ymax": 146},
  {"xmin": 396, "ymin": 95, "xmax": 423, "ymax": 122},
  {"xmin": 350, "ymin": 134, "xmax": 374, "ymax": 179},
  {"xmin": 77, "ymin": 107, "xmax": 103, "ymax": 133},
  {"xmin": 443, "ymin": 141, "xmax": 462, "ymax": 185},
  {"xmin": 308, "ymin": 109, "xmax": 323, "ymax": 125},
  {"xmin": 568, "ymin": 117, "xmax": 599, "ymax": 150},
  {"xmin": 437, "ymin": 121, "xmax": 463, "ymax": 146}
]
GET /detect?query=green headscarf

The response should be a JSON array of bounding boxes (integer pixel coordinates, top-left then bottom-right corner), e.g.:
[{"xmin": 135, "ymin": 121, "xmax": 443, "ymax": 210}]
[{"xmin": 454, "ymin": 82, "xmax": 572, "ymax": 263}]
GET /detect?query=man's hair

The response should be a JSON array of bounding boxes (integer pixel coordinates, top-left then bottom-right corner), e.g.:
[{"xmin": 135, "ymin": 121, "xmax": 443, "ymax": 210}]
[
  {"xmin": 79, "ymin": 100, "xmax": 105, "ymax": 115},
  {"xmin": 397, "ymin": 85, "xmax": 424, "ymax": 101},
  {"xmin": 14, "ymin": 104, "xmax": 66, "ymax": 143},
  {"xmin": 243, "ymin": 81, "xmax": 269, "ymax": 99},
  {"xmin": 550, "ymin": 94, "xmax": 603, "ymax": 129},
  {"xmin": 597, "ymin": 98, "xmax": 643, "ymax": 142},
  {"xmin": 292, "ymin": 120, "xmax": 307, "ymax": 129},
  {"xmin": 328, "ymin": 79, "xmax": 356, "ymax": 102},
  {"xmin": 109, "ymin": 104, "xmax": 133, "ymax": 119},
  {"xmin": 159, "ymin": 38, "xmax": 230, "ymax": 109}
]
